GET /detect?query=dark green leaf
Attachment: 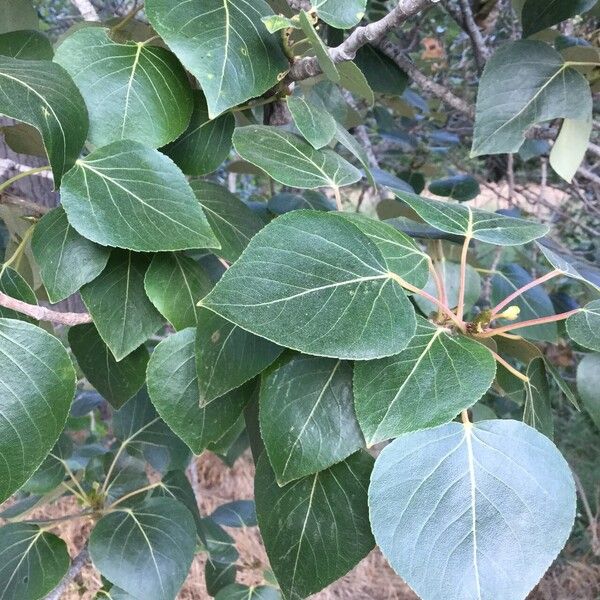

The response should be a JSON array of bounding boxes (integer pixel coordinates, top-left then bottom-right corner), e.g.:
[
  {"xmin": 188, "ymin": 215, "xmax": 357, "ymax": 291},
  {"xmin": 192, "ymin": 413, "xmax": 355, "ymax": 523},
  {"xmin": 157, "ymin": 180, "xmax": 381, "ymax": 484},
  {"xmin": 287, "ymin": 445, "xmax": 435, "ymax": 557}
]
[
  {"xmin": 537, "ymin": 242, "xmax": 600, "ymax": 291},
  {"xmin": 354, "ymin": 318, "xmax": 496, "ymax": 445},
  {"xmin": 567, "ymin": 300, "xmax": 600, "ymax": 351},
  {"xmin": 233, "ymin": 126, "xmax": 362, "ymax": 189},
  {"xmin": 288, "ymin": 95, "xmax": 336, "ymax": 149},
  {"xmin": 0, "ymin": 56, "xmax": 88, "ymax": 185},
  {"xmin": 206, "ymin": 561, "xmax": 237, "ymax": 597},
  {"xmin": 89, "ymin": 498, "xmax": 196, "ymax": 600},
  {"xmin": 21, "ymin": 433, "xmax": 72, "ymax": 494},
  {"xmin": 428, "ymin": 175, "xmax": 480, "ymax": 202},
  {"xmin": 0, "ymin": 268, "xmax": 36, "ymax": 323},
  {"xmin": 69, "ymin": 323, "xmax": 148, "ymax": 409},
  {"xmin": 370, "ymin": 419, "xmax": 576, "ymax": 600},
  {"xmin": 0, "ymin": 30, "xmax": 52, "ymax": 60},
  {"xmin": 211, "ymin": 500, "xmax": 257, "ymax": 528},
  {"xmin": 268, "ymin": 191, "xmax": 335, "ymax": 214},
  {"xmin": 298, "ymin": 11, "xmax": 339, "ymax": 82},
  {"xmin": 577, "ymin": 353, "xmax": 600, "ymax": 429},
  {"xmin": 80, "ymin": 251, "xmax": 163, "ymax": 361},
  {"xmin": 0, "ymin": 318, "xmax": 75, "ymax": 503},
  {"xmin": 54, "ymin": 27, "xmax": 193, "ymax": 148},
  {"xmin": 524, "ymin": 357, "xmax": 553, "ymax": 438},
  {"xmin": 215, "ymin": 584, "xmax": 281, "ymax": 600},
  {"xmin": 354, "ymin": 45, "xmax": 408, "ymax": 96},
  {"xmin": 0, "ymin": 523, "xmax": 69, "ymax": 600},
  {"xmin": 333, "ymin": 122, "xmax": 375, "ymax": 187},
  {"xmin": 255, "ymin": 451, "xmax": 374, "ymax": 600},
  {"xmin": 261, "ymin": 353, "xmax": 363, "ymax": 484},
  {"xmin": 31, "ymin": 206, "xmax": 110, "ymax": 303},
  {"xmin": 145, "ymin": 0, "xmax": 289, "ymax": 118},
  {"xmin": 163, "ymin": 90, "xmax": 234, "ymax": 176},
  {"xmin": 0, "ymin": 122, "xmax": 45, "ymax": 156},
  {"xmin": 198, "ymin": 518, "xmax": 239, "ymax": 563},
  {"xmin": 522, "ymin": 0, "xmax": 598, "ymax": 37},
  {"xmin": 61, "ymin": 140, "xmax": 219, "ymax": 252},
  {"xmin": 201, "ymin": 211, "xmax": 417, "ymax": 360},
  {"xmin": 312, "ymin": 0, "xmax": 366, "ymax": 28},
  {"xmin": 147, "ymin": 328, "xmax": 253, "ymax": 454},
  {"xmin": 155, "ymin": 470, "xmax": 202, "ymax": 531}
]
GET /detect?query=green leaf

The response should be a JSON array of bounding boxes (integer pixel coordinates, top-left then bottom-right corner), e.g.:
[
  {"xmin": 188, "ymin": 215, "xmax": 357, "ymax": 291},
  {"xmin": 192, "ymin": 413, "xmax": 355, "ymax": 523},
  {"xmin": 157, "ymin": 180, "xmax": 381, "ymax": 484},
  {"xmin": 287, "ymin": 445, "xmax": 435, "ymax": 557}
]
[
  {"xmin": 260, "ymin": 353, "xmax": 363, "ymax": 484},
  {"xmin": 147, "ymin": 328, "xmax": 253, "ymax": 454},
  {"xmin": 524, "ymin": 357, "xmax": 553, "ymax": 438},
  {"xmin": 0, "ymin": 523, "xmax": 69, "ymax": 600},
  {"xmin": 22, "ymin": 433, "xmax": 72, "ymax": 495},
  {"xmin": 354, "ymin": 318, "xmax": 496, "ymax": 445},
  {"xmin": 298, "ymin": 11, "xmax": 339, "ymax": 82},
  {"xmin": 145, "ymin": 0, "xmax": 289, "ymax": 118},
  {"xmin": 206, "ymin": 561, "xmax": 237, "ymax": 597},
  {"xmin": 0, "ymin": 56, "xmax": 88, "ymax": 185},
  {"xmin": 68, "ymin": 323, "xmax": 148, "ymax": 409},
  {"xmin": 549, "ymin": 117, "xmax": 592, "ymax": 182},
  {"xmin": 191, "ymin": 181, "xmax": 264, "ymax": 263},
  {"xmin": 0, "ymin": 268, "xmax": 37, "ymax": 323},
  {"xmin": 354, "ymin": 45, "xmax": 408, "ymax": 96},
  {"xmin": 577, "ymin": 353, "xmax": 600, "ymax": 430},
  {"xmin": 233, "ymin": 126, "xmax": 361, "ymax": 189},
  {"xmin": 31, "ymin": 206, "xmax": 110, "ymax": 303},
  {"xmin": 537, "ymin": 242, "xmax": 600, "ymax": 292},
  {"xmin": 268, "ymin": 191, "xmax": 335, "ymax": 214},
  {"xmin": 0, "ymin": 318, "xmax": 76, "ymax": 503},
  {"xmin": 369, "ymin": 419, "xmax": 576, "ymax": 600},
  {"xmin": 288, "ymin": 95, "xmax": 336, "ymax": 149},
  {"xmin": 211, "ymin": 500, "xmax": 257, "ymax": 528},
  {"xmin": 472, "ymin": 40, "xmax": 592, "ymax": 156},
  {"xmin": 54, "ymin": 27, "xmax": 193, "ymax": 148},
  {"xmin": 0, "ymin": 30, "xmax": 53, "ymax": 60},
  {"xmin": 0, "ymin": 1, "xmax": 38, "ymax": 35},
  {"xmin": 60, "ymin": 140, "xmax": 219, "ymax": 252},
  {"xmin": 163, "ymin": 90, "xmax": 234, "ymax": 176},
  {"xmin": 567, "ymin": 300, "xmax": 600, "ymax": 351},
  {"xmin": 255, "ymin": 451, "xmax": 374, "ymax": 600},
  {"xmin": 215, "ymin": 584, "xmax": 281, "ymax": 600},
  {"xmin": 1, "ymin": 122, "xmax": 45, "ymax": 157},
  {"xmin": 89, "ymin": 498, "xmax": 196, "ymax": 600},
  {"xmin": 490, "ymin": 264, "xmax": 557, "ymax": 341},
  {"xmin": 198, "ymin": 517, "xmax": 238, "ymax": 563},
  {"xmin": 312, "ymin": 0, "xmax": 366, "ymax": 28},
  {"xmin": 521, "ymin": 0, "xmax": 598, "ymax": 37},
  {"xmin": 261, "ymin": 14, "xmax": 299, "ymax": 33},
  {"xmin": 80, "ymin": 251, "xmax": 163, "ymax": 361},
  {"xmin": 196, "ymin": 309, "xmax": 283, "ymax": 405},
  {"xmin": 144, "ymin": 253, "xmax": 212, "ymax": 330},
  {"xmin": 395, "ymin": 190, "xmax": 549, "ymax": 245},
  {"xmin": 155, "ymin": 470, "xmax": 202, "ymax": 531},
  {"xmin": 201, "ymin": 211, "xmax": 417, "ymax": 360},
  {"xmin": 428, "ymin": 175, "xmax": 480, "ymax": 202},
  {"xmin": 333, "ymin": 122, "xmax": 375, "ymax": 187},
  {"xmin": 337, "ymin": 61, "xmax": 374, "ymax": 106}
]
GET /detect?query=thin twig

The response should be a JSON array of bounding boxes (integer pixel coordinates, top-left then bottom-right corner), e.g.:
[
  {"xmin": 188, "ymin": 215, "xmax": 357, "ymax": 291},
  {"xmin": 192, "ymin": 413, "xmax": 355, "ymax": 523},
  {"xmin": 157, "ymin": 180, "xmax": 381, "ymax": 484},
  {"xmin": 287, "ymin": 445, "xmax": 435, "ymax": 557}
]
[
  {"xmin": 0, "ymin": 292, "xmax": 92, "ymax": 325},
  {"xmin": 457, "ymin": 0, "xmax": 490, "ymax": 71}
]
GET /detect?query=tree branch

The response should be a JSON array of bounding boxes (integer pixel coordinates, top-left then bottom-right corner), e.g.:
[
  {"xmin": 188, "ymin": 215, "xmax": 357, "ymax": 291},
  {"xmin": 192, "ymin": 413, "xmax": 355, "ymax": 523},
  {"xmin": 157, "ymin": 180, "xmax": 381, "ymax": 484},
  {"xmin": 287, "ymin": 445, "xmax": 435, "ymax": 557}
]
[
  {"xmin": 0, "ymin": 292, "xmax": 92, "ymax": 326},
  {"xmin": 287, "ymin": 0, "xmax": 435, "ymax": 81},
  {"xmin": 44, "ymin": 546, "xmax": 89, "ymax": 600},
  {"xmin": 0, "ymin": 158, "xmax": 53, "ymax": 180},
  {"xmin": 70, "ymin": 0, "xmax": 100, "ymax": 21},
  {"xmin": 457, "ymin": 0, "xmax": 490, "ymax": 71}
]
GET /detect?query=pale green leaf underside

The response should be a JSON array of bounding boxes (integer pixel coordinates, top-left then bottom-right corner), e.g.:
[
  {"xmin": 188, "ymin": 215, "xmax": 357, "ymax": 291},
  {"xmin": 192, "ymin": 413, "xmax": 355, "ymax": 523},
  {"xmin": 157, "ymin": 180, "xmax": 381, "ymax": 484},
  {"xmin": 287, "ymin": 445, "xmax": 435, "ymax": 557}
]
[
  {"xmin": 395, "ymin": 190, "xmax": 549, "ymax": 245},
  {"xmin": 202, "ymin": 211, "xmax": 417, "ymax": 360},
  {"xmin": 288, "ymin": 95, "xmax": 337, "ymax": 149},
  {"xmin": 233, "ymin": 126, "xmax": 362, "ymax": 189},
  {"xmin": 0, "ymin": 318, "xmax": 76, "ymax": 503},
  {"xmin": 61, "ymin": 140, "xmax": 220, "ymax": 252},
  {"xmin": 0, "ymin": 56, "xmax": 87, "ymax": 185},
  {"xmin": 537, "ymin": 242, "xmax": 600, "ymax": 292},
  {"xmin": 54, "ymin": 27, "xmax": 193, "ymax": 148},
  {"xmin": 523, "ymin": 357, "xmax": 553, "ymax": 438},
  {"xmin": 577, "ymin": 353, "xmax": 600, "ymax": 430},
  {"xmin": 298, "ymin": 11, "xmax": 339, "ymax": 83},
  {"xmin": 145, "ymin": 0, "xmax": 289, "ymax": 118},
  {"xmin": 567, "ymin": 300, "xmax": 600, "ymax": 351},
  {"xmin": 370, "ymin": 419, "xmax": 576, "ymax": 600},
  {"xmin": 312, "ymin": 0, "xmax": 367, "ymax": 29},
  {"xmin": 354, "ymin": 318, "xmax": 496, "ymax": 445}
]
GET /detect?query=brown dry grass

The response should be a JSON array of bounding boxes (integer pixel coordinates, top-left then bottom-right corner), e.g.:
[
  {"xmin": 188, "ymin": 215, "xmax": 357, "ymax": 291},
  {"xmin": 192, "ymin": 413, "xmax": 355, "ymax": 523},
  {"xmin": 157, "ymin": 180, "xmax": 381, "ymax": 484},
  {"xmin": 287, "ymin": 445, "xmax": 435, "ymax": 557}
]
[{"xmin": 4, "ymin": 451, "xmax": 599, "ymax": 599}]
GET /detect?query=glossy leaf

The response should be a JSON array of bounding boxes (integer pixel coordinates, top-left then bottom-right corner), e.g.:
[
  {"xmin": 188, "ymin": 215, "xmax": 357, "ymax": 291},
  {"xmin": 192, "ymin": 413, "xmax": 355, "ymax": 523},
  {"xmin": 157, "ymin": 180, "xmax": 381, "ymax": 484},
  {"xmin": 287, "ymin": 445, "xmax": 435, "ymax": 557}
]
[
  {"xmin": 0, "ymin": 268, "xmax": 36, "ymax": 323},
  {"xmin": 145, "ymin": 0, "xmax": 289, "ymax": 118},
  {"xmin": 0, "ymin": 30, "xmax": 53, "ymax": 60},
  {"xmin": 201, "ymin": 211, "xmax": 418, "ymax": 360},
  {"xmin": 255, "ymin": 451, "xmax": 375, "ymax": 600},
  {"xmin": 144, "ymin": 253, "xmax": 212, "ymax": 330},
  {"xmin": 312, "ymin": 0, "xmax": 366, "ymax": 28},
  {"xmin": 233, "ymin": 126, "xmax": 362, "ymax": 189},
  {"xmin": 577, "ymin": 353, "xmax": 600, "ymax": 429},
  {"xmin": 370, "ymin": 419, "xmax": 576, "ymax": 600},
  {"xmin": 147, "ymin": 328, "xmax": 253, "ymax": 454},
  {"xmin": 31, "ymin": 206, "xmax": 110, "ymax": 303},
  {"xmin": 288, "ymin": 95, "xmax": 336, "ymax": 149},
  {"xmin": 354, "ymin": 318, "xmax": 496, "ymax": 445},
  {"xmin": 521, "ymin": 0, "xmax": 598, "ymax": 37},
  {"xmin": 89, "ymin": 498, "xmax": 196, "ymax": 600},
  {"xmin": 261, "ymin": 353, "xmax": 363, "ymax": 484},
  {"xmin": 69, "ymin": 323, "xmax": 148, "ymax": 409},
  {"xmin": 196, "ymin": 309, "xmax": 283, "ymax": 405},
  {"xmin": 0, "ymin": 56, "xmax": 87, "ymax": 185},
  {"xmin": 472, "ymin": 40, "xmax": 592, "ymax": 156},
  {"xmin": 0, "ymin": 318, "xmax": 76, "ymax": 503},
  {"xmin": 567, "ymin": 300, "xmax": 600, "ymax": 351},
  {"xmin": 524, "ymin": 357, "xmax": 553, "ymax": 438},
  {"xmin": 428, "ymin": 175, "xmax": 480, "ymax": 202},
  {"xmin": 54, "ymin": 27, "xmax": 193, "ymax": 148},
  {"xmin": 191, "ymin": 181, "xmax": 264, "ymax": 263},
  {"xmin": 80, "ymin": 251, "xmax": 163, "ymax": 361},
  {"xmin": 395, "ymin": 190, "xmax": 549, "ymax": 245},
  {"xmin": 163, "ymin": 90, "xmax": 235, "ymax": 176},
  {"xmin": 60, "ymin": 140, "xmax": 219, "ymax": 252},
  {"xmin": 0, "ymin": 523, "xmax": 69, "ymax": 600}
]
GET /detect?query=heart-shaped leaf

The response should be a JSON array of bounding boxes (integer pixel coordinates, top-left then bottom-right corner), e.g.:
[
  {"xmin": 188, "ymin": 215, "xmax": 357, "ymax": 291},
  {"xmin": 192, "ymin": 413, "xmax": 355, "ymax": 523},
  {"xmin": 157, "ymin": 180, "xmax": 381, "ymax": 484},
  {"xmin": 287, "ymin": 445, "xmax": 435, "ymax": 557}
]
[
  {"xmin": 260, "ymin": 353, "xmax": 363, "ymax": 484},
  {"xmin": 0, "ymin": 56, "xmax": 87, "ymax": 185},
  {"xmin": 369, "ymin": 419, "xmax": 576, "ymax": 600},
  {"xmin": 233, "ymin": 126, "xmax": 362, "ymax": 189},
  {"xmin": 201, "ymin": 211, "xmax": 417, "ymax": 360},
  {"xmin": 567, "ymin": 300, "xmax": 600, "ymax": 351},
  {"xmin": 354, "ymin": 318, "xmax": 496, "ymax": 445},
  {"xmin": 0, "ymin": 318, "xmax": 76, "ymax": 503},
  {"xmin": 0, "ymin": 30, "xmax": 53, "ymax": 60},
  {"xmin": 145, "ymin": 0, "xmax": 289, "ymax": 118},
  {"xmin": 54, "ymin": 27, "xmax": 193, "ymax": 148}
]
